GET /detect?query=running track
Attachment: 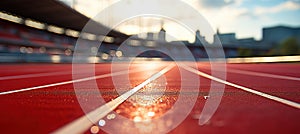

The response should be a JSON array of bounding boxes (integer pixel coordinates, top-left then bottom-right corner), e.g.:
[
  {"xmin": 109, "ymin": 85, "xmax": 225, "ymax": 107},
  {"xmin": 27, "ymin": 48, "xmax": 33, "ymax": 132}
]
[{"xmin": 0, "ymin": 62, "xmax": 299, "ymax": 133}]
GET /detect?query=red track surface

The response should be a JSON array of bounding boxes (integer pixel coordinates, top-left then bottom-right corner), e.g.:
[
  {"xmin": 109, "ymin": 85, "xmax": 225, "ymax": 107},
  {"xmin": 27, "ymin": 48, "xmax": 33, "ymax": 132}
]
[{"xmin": 0, "ymin": 62, "xmax": 299, "ymax": 134}]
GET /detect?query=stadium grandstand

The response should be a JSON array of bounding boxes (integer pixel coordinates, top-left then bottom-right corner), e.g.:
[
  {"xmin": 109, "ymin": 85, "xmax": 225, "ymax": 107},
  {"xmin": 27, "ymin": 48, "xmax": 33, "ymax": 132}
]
[
  {"xmin": 0, "ymin": 0, "xmax": 129, "ymax": 63},
  {"xmin": 0, "ymin": 0, "xmax": 221, "ymax": 63}
]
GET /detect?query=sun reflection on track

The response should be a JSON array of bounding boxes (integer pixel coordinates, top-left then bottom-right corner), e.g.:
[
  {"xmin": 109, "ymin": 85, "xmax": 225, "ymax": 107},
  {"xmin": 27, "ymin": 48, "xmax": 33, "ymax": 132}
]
[
  {"xmin": 82, "ymin": 63, "xmax": 178, "ymax": 133},
  {"xmin": 128, "ymin": 79, "xmax": 166, "ymax": 106},
  {"xmin": 97, "ymin": 72, "xmax": 178, "ymax": 131},
  {"xmin": 115, "ymin": 93, "xmax": 178, "ymax": 122}
]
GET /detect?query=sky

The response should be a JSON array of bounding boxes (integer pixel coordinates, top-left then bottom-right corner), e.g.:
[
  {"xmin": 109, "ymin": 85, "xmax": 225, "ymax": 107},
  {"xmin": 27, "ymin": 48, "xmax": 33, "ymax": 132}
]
[{"xmin": 60, "ymin": 0, "xmax": 300, "ymax": 42}]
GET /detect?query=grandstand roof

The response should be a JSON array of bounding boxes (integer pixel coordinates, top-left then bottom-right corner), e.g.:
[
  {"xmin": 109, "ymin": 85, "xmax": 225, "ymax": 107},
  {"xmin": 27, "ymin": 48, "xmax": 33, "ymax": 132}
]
[{"xmin": 0, "ymin": 0, "xmax": 128, "ymax": 38}]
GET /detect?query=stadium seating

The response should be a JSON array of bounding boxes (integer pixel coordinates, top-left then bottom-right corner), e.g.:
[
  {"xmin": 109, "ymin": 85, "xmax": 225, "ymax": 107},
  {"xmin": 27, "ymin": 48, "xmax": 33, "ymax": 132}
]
[{"xmin": 0, "ymin": 19, "xmax": 76, "ymax": 55}]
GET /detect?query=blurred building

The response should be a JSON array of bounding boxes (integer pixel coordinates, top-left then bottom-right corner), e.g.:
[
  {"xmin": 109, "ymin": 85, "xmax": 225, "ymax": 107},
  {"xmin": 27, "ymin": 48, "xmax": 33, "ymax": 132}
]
[
  {"xmin": 147, "ymin": 32, "xmax": 154, "ymax": 40},
  {"xmin": 262, "ymin": 26, "xmax": 300, "ymax": 47},
  {"xmin": 158, "ymin": 27, "xmax": 166, "ymax": 42},
  {"xmin": 145, "ymin": 28, "xmax": 166, "ymax": 42},
  {"xmin": 194, "ymin": 30, "xmax": 207, "ymax": 46}
]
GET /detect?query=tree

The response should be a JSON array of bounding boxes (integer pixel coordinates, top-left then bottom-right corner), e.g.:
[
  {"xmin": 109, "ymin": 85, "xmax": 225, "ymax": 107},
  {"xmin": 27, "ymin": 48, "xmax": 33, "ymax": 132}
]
[
  {"xmin": 238, "ymin": 48, "xmax": 252, "ymax": 57},
  {"xmin": 279, "ymin": 37, "xmax": 299, "ymax": 55}
]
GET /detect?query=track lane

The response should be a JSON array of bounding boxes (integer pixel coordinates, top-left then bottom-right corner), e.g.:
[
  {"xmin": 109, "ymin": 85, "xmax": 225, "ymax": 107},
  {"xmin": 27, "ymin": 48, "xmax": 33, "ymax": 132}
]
[
  {"xmin": 53, "ymin": 64, "xmax": 174, "ymax": 134},
  {"xmin": 195, "ymin": 64, "xmax": 300, "ymax": 103},
  {"xmin": 170, "ymin": 63, "xmax": 300, "ymax": 134},
  {"xmin": 0, "ymin": 62, "xmax": 299, "ymax": 134},
  {"xmin": 0, "ymin": 63, "xmax": 170, "ymax": 133},
  {"xmin": 0, "ymin": 63, "xmax": 166, "ymax": 93},
  {"xmin": 224, "ymin": 63, "xmax": 300, "ymax": 78},
  {"xmin": 0, "ymin": 64, "xmax": 73, "ymax": 77}
]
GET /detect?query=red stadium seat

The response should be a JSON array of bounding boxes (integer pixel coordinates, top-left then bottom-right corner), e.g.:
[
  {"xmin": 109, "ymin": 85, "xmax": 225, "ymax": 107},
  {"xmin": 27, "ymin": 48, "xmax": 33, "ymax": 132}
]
[{"xmin": 0, "ymin": 32, "xmax": 21, "ymax": 40}]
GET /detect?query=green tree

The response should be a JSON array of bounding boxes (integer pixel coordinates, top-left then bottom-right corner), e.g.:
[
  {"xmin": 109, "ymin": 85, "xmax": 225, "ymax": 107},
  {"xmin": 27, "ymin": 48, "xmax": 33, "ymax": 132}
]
[
  {"xmin": 279, "ymin": 37, "xmax": 299, "ymax": 55},
  {"xmin": 238, "ymin": 48, "xmax": 252, "ymax": 57},
  {"xmin": 266, "ymin": 45, "xmax": 280, "ymax": 56}
]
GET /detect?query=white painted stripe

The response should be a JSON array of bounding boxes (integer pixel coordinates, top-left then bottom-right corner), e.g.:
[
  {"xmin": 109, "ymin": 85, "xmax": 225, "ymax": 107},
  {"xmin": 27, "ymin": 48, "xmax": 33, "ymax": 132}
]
[
  {"xmin": 201, "ymin": 66, "xmax": 300, "ymax": 81},
  {"xmin": 181, "ymin": 65, "xmax": 300, "ymax": 109},
  {"xmin": 0, "ymin": 64, "xmax": 167, "ymax": 81},
  {"xmin": 227, "ymin": 55, "xmax": 300, "ymax": 63},
  {"xmin": 0, "ymin": 68, "xmax": 147, "ymax": 95},
  {"xmin": 228, "ymin": 68, "xmax": 300, "ymax": 81},
  {"xmin": 0, "ymin": 66, "xmax": 109, "ymax": 80},
  {"xmin": 0, "ymin": 71, "xmax": 70, "ymax": 81},
  {"xmin": 52, "ymin": 64, "xmax": 174, "ymax": 134}
]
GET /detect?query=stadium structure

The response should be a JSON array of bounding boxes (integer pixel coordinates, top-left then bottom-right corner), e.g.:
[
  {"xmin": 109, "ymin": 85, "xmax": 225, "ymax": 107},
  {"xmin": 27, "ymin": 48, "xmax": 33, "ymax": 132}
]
[
  {"xmin": 0, "ymin": 0, "xmax": 264, "ymax": 63},
  {"xmin": 1, "ymin": 0, "xmax": 299, "ymax": 63}
]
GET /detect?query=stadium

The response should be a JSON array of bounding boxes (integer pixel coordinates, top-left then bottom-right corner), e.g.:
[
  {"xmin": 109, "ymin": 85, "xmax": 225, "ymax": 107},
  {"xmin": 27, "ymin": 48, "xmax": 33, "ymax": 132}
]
[{"xmin": 0, "ymin": 0, "xmax": 300, "ymax": 133}]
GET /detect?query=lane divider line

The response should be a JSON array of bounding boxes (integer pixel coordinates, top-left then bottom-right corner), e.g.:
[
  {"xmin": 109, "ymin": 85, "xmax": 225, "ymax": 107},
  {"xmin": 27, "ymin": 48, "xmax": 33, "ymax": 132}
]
[
  {"xmin": 227, "ymin": 68, "xmax": 300, "ymax": 81},
  {"xmin": 227, "ymin": 55, "xmax": 300, "ymax": 63},
  {"xmin": 0, "ymin": 66, "xmax": 135, "ymax": 81},
  {"xmin": 0, "ymin": 67, "xmax": 156, "ymax": 95},
  {"xmin": 181, "ymin": 65, "xmax": 300, "ymax": 109},
  {"xmin": 52, "ymin": 64, "xmax": 174, "ymax": 134},
  {"xmin": 0, "ymin": 64, "xmax": 158, "ymax": 81},
  {"xmin": 200, "ymin": 65, "xmax": 300, "ymax": 81},
  {"xmin": 0, "ymin": 71, "xmax": 71, "ymax": 81}
]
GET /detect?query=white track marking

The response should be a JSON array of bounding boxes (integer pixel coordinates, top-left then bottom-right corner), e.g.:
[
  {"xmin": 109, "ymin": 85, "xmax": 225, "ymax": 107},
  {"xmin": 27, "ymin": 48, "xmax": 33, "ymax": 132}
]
[
  {"xmin": 52, "ymin": 64, "xmax": 174, "ymax": 134},
  {"xmin": 227, "ymin": 68, "xmax": 300, "ymax": 81},
  {"xmin": 227, "ymin": 55, "xmax": 300, "ymax": 63},
  {"xmin": 0, "ymin": 66, "xmax": 113, "ymax": 80},
  {"xmin": 201, "ymin": 65, "xmax": 300, "ymax": 81},
  {"xmin": 181, "ymin": 65, "xmax": 300, "ymax": 109},
  {"xmin": 0, "ymin": 68, "xmax": 150, "ymax": 95},
  {"xmin": 0, "ymin": 71, "xmax": 70, "ymax": 81}
]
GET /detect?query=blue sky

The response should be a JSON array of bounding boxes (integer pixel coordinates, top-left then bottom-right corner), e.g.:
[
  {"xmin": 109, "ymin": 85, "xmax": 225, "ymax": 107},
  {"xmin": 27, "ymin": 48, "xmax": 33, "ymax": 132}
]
[
  {"xmin": 193, "ymin": 0, "xmax": 300, "ymax": 40},
  {"xmin": 239, "ymin": 0, "xmax": 300, "ymax": 27},
  {"xmin": 242, "ymin": 0, "xmax": 284, "ymax": 7},
  {"xmin": 61, "ymin": 0, "xmax": 300, "ymax": 42}
]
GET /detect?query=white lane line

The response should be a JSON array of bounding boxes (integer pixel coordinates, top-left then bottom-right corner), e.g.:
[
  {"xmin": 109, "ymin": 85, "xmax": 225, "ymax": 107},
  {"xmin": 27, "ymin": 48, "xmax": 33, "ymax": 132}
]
[
  {"xmin": 181, "ymin": 65, "xmax": 300, "ymax": 109},
  {"xmin": 200, "ymin": 65, "xmax": 300, "ymax": 81},
  {"xmin": 0, "ymin": 66, "xmax": 107, "ymax": 80},
  {"xmin": 0, "ymin": 64, "xmax": 167, "ymax": 81},
  {"xmin": 52, "ymin": 64, "xmax": 174, "ymax": 134},
  {"xmin": 0, "ymin": 68, "xmax": 149, "ymax": 95},
  {"xmin": 0, "ymin": 71, "xmax": 70, "ymax": 81},
  {"xmin": 227, "ymin": 68, "xmax": 300, "ymax": 81}
]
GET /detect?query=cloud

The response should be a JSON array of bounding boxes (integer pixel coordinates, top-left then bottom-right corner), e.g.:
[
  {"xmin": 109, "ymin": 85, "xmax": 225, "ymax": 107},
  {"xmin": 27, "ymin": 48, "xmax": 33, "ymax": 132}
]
[{"xmin": 254, "ymin": 1, "xmax": 300, "ymax": 15}]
